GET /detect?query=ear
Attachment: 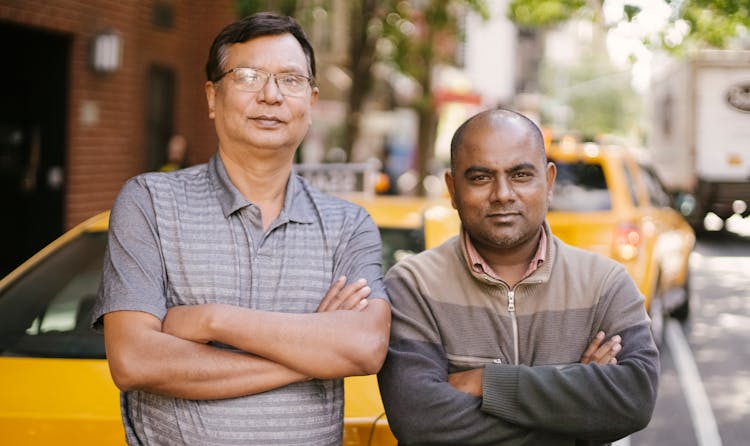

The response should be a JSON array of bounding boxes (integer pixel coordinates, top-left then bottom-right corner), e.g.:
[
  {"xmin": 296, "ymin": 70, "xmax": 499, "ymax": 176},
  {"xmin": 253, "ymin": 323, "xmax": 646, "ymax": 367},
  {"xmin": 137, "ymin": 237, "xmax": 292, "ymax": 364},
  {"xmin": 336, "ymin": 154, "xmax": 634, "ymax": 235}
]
[
  {"xmin": 205, "ymin": 81, "xmax": 216, "ymax": 119},
  {"xmin": 308, "ymin": 86, "xmax": 319, "ymax": 124},
  {"xmin": 445, "ymin": 170, "xmax": 458, "ymax": 210},
  {"xmin": 545, "ymin": 161, "xmax": 557, "ymax": 201}
]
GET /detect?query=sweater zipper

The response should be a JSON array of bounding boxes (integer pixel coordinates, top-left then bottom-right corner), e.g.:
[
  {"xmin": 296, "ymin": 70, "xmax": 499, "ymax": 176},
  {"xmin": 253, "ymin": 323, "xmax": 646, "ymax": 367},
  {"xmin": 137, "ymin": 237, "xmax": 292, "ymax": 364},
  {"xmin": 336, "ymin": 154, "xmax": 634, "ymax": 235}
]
[{"xmin": 508, "ymin": 289, "xmax": 519, "ymax": 365}]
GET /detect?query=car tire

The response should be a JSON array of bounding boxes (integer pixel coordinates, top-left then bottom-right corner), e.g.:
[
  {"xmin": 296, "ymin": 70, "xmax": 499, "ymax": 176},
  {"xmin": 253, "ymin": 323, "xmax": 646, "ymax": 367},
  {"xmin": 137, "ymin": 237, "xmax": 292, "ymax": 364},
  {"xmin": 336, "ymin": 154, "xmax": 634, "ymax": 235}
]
[
  {"xmin": 671, "ymin": 270, "xmax": 691, "ymax": 321},
  {"xmin": 649, "ymin": 295, "xmax": 666, "ymax": 348},
  {"xmin": 684, "ymin": 199, "xmax": 706, "ymax": 233}
]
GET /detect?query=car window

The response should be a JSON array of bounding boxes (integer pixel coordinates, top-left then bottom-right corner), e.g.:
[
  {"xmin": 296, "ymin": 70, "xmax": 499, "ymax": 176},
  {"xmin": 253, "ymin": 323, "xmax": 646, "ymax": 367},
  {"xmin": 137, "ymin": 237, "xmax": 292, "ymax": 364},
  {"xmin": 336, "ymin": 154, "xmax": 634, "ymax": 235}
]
[
  {"xmin": 0, "ymin": 231, "xmax": 107, "ymax": 359},
  {"xmin": 379, "ymin": 227, "xmax": 424, "ymax": 272},
  {"xmin": 640, "ymin": 165, "xmax": 672, "ymax": 208},
  {"xmin": 550, "ymin": 160, "xmax": 612, "ymax": 211},
  {"xmin": 621, "ymin": 162, "xmax": 641, "ymax": 207}
]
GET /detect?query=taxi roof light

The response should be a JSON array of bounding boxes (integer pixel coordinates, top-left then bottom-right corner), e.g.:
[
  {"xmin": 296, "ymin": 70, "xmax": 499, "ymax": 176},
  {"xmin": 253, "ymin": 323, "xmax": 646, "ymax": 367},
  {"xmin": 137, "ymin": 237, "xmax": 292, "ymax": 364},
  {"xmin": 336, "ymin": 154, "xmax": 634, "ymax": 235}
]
[
  {"xmin": 582, "ymin": 143, "xmax": 600, "ymax": 158},
  {"xmin": 547, "ymin": 135, "xmax": 604, "ymax": 159}
]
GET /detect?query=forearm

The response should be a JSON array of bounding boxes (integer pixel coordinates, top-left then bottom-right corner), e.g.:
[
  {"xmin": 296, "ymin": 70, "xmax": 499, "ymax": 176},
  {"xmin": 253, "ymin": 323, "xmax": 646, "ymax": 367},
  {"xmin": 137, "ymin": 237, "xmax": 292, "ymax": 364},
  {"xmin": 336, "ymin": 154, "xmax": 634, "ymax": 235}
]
[
  {"xmin": 481, "ymin": 324, "xmax": 659, "ymax": 440},
  {"xmin": 379, "ymin": 339, "xmax": 548, "ymax": 445},
  {"xmin": 207, "ymin": 299, "xmax": 391, "ymax": 378},
  {"xmin": 104, "ymin": 312, "xmax": 307, "ymax": 400}
]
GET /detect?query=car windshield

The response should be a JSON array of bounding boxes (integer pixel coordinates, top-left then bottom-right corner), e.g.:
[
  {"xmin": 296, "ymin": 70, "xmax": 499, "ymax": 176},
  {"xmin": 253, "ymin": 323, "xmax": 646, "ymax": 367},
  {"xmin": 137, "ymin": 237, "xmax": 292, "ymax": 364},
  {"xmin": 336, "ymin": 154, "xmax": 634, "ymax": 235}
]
[
  {"xmin": 0, "ymin": 231, "xmax": 107, "ymax": 359},
  {"xmin": 550, "ymin": 160, "xmax": 612, "ymax": 211}
]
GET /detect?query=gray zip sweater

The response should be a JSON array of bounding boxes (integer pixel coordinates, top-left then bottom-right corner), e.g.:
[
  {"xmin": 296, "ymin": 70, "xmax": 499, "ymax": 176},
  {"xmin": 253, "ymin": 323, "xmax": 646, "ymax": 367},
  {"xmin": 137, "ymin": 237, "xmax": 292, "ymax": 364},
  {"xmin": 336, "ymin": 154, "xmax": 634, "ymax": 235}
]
[{"xmin": 377, "ymin": 223, "xmax": 659, "ymax": 445}]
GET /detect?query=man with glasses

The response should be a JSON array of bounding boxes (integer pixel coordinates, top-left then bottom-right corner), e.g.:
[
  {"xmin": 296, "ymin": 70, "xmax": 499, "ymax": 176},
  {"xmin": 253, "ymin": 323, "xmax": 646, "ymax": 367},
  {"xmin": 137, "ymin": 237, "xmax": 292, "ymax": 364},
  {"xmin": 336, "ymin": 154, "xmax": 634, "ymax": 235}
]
[{"xmin": 94, "ymin": 13, "xmax": 390, "ymax": 445}]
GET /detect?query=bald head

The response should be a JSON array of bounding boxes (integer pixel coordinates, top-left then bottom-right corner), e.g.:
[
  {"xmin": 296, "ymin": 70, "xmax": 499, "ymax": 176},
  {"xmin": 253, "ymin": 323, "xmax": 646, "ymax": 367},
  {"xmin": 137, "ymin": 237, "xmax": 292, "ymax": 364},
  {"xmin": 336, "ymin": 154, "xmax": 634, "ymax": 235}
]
[
  {"xmin": 450, "ymin": 109, "xmax": 546, "ymax": 173},
  {"xmin": 444, "ymin": 107, "xmax": 556, "ymax": 255}
]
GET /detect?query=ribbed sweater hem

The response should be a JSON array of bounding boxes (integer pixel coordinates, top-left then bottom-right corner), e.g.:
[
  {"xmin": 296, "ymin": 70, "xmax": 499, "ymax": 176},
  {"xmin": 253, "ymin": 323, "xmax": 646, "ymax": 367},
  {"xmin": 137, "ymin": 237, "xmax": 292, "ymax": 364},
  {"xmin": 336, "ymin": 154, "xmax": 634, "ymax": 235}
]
[{"xmin": 481, "ymin": 363, "xmax": 520, "ymax": 420}]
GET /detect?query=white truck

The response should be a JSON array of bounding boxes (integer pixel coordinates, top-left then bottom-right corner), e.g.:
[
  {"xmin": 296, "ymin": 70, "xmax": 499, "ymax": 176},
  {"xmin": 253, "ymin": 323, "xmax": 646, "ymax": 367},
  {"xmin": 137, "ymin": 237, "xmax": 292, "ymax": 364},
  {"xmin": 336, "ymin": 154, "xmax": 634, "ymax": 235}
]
[{"xmin": 648, "ymin": 49, "xmax": 750, "ymax": 229}]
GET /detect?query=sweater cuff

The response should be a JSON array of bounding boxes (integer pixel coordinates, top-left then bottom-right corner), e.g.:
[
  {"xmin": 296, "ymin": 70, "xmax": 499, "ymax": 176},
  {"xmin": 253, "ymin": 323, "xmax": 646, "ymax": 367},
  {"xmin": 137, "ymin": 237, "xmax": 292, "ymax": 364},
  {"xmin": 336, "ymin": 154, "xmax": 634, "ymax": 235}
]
[{"xmin": 481, "ymin": 363, "xmax": 520, "ymax": 419}]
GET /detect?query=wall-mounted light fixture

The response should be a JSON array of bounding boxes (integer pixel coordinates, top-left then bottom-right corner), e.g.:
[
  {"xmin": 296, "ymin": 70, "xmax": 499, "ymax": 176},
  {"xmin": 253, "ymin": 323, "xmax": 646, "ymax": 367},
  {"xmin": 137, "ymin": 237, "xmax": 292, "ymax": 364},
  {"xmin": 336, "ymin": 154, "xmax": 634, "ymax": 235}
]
[{"xmin": 90, "ymin": 31, "xmax": 121, "ymax": 73}]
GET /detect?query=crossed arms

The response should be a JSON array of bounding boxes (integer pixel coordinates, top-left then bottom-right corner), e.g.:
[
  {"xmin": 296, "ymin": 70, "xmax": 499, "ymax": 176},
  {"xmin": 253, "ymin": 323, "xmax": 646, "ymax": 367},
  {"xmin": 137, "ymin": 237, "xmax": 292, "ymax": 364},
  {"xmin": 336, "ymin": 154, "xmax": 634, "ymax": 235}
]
[
  {"xmin": 377, "ymin": 265, "xmax": 659, "ymax": 445},
  {"xmin": 378, "ymin": 332, "xmax": 637, "ymax": 445},
  {"xmin": 104, "ymin": 279, "xmax": 390, "ymax": 400},
  {"xmin": 100, "ymin": 179, "xmax": 391, "ymax": 400}
]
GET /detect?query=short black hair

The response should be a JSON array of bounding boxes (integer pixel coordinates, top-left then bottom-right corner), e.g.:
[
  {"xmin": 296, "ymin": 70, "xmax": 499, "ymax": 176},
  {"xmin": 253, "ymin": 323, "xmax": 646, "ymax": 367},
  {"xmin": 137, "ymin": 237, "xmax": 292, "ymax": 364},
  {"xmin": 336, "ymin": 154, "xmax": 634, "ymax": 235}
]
[
  {"xmin": 450, "ymin": 108, "xmax": 546, "ymax": 172},
  {"xmin": 205, "ymin": 12, "xmax": 316, "ymax": 82}
]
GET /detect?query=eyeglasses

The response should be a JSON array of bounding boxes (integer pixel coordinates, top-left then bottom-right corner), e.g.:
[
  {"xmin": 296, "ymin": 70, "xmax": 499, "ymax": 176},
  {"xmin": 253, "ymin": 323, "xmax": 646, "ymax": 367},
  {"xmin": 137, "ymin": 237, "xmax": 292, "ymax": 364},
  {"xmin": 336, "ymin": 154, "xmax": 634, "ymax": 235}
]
[{"xmin": 215, "ymin": 67, "xmax": 314, "ymax": 97}]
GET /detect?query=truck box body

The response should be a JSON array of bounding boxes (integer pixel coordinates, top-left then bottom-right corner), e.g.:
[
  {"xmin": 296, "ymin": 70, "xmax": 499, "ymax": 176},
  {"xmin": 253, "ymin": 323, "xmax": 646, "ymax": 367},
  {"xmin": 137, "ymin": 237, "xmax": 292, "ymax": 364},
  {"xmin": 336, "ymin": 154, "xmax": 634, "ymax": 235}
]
[{"xmin": 649, "ymin": 50, "xmax": 750, "ymax": 225}]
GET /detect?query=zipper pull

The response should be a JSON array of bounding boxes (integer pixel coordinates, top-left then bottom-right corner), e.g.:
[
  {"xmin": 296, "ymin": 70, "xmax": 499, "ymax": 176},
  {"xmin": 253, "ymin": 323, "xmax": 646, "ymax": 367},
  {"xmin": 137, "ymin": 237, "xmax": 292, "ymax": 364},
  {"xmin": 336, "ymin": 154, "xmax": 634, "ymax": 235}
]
[{"xmin": 507, "ymin": 290, "xmax": 515, "ymax": 312}]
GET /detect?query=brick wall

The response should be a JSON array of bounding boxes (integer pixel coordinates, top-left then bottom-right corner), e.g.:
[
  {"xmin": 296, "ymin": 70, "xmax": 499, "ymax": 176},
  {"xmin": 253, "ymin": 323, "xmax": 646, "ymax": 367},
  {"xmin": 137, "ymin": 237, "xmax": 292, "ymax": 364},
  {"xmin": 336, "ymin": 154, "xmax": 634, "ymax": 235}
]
[{"xmin": 0, "ymin": 0, "xmax": 235, "ymax": 228}]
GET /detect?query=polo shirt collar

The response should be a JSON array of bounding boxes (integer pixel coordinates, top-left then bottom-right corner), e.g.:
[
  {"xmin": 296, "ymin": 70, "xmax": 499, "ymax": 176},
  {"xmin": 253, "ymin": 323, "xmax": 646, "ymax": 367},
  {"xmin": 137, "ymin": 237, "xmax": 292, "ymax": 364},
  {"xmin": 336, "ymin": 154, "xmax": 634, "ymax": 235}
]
[
  {"xmin": 283, "ymin": 177, "xmax": 316, "ymax": 224},
  {"xmin": 460, "ymin": 221, "xmax": 555, "ymax": 285},
  {"xmin": 208, "ymin": 152, "xmax": 315, "ymax": 224}
]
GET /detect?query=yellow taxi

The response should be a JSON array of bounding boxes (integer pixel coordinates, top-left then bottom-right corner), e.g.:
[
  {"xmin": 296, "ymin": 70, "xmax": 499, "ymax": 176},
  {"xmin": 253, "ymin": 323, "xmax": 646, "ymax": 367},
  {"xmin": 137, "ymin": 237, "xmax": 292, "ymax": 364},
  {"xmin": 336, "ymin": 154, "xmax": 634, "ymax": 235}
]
[
  {"xmin": 0, "ymin": 194, "xmax": 459, "ymax": 445},
  {"xmin": 545, "ymin": 140, "xmax": 695, "ymax": 343},
  {"xmin": 339, "ymin": 194, "xmax": 459, "ymax": 446},
  {"xmin": 0, "ymin": 212, "xmax": 122, "ymax": 445}
]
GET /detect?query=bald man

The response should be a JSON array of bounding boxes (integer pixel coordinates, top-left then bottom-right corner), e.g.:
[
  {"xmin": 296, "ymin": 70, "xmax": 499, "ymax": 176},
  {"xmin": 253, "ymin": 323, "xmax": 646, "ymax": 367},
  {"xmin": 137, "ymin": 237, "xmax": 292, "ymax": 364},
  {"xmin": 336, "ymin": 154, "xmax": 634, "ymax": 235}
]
[{"xmin": 377, "ymin": 109, "xmax": 659, "ymax": 445}]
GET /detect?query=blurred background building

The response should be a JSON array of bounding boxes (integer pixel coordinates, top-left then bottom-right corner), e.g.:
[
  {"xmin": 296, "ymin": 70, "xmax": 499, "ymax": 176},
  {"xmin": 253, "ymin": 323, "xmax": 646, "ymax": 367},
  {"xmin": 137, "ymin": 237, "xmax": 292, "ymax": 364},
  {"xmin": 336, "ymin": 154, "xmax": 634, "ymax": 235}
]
[
  {"xmin": 0, "ymin": 0, "xmax": 236, "ymax": 274},
  {"xmin": 2, "ymin": 0, "xmax": 748, "ymax": 275}
]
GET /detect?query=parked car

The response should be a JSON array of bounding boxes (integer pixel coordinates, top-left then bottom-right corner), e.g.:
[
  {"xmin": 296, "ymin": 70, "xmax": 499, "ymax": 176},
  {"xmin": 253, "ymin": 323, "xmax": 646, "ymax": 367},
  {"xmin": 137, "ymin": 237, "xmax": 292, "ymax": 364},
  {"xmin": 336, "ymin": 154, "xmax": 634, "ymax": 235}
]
[
  {"xmin": 0, "ymin": 212, "xmax": 121, "ymax": 445},
  {"xmin": 546, "ymin": 141, "xmax": 695, "ymax": 344},
  {"xmin": 338, "ymin": 194, "xmax": 458, "ymax": 446},
  {"xmin": 0, "ymin": 195, "xmax": 459, "ymax": 446}
]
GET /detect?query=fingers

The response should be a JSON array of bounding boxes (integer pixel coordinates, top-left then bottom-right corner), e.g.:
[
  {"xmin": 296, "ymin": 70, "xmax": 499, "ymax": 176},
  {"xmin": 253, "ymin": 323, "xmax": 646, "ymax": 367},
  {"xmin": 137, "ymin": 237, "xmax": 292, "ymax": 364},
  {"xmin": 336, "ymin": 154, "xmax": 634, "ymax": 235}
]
[
  {"xmin": 334, "ymin": 278, "xmax": 370, "ymax": 311},
  {"xmin": 591, "ymin": 334, "xmax": 621, "ymax": 365},
  {"xmin": 317, "ymin": 276, "xmax": 347, "ymax": 312},
  {"xmin": 580, "ymin": 331, "xmax": 605, "ymax": 364},
  {"xmin": 316, "ymin": 276, "xmax": 371, "ymax": 312},
  {"xmin": 597, "ymin": 336, "xmax": 621, "ymax": 365},
  {"xmin": 581, "ymin": 332, "xmax": 622, "ymax": 365}
]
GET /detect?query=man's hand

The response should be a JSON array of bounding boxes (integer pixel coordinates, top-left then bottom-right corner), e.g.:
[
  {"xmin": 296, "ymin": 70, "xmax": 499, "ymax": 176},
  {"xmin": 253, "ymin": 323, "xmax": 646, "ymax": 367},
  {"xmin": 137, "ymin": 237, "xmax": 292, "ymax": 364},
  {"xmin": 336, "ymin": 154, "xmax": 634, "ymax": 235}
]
[
  {"xmin": 580, "ymin": 331, "xmax": 622, "ymax": 365},
  {"xmin": 162, "ymin": 304, "xmax": 221, "ymax": 344},
  {"xmin": 448, "ymin": 368, "xmax": 484, "ymax": 397},
  {"xmin": 316, "ymin": 276, "xmax": 371, "ymax": 312}
]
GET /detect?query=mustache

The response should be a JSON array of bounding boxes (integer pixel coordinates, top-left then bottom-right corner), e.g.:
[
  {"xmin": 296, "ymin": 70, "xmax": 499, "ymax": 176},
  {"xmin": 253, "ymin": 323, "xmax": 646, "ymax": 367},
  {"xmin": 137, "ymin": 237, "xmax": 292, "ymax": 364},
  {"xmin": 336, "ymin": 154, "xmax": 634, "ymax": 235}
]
[{"xmin": 485, "ymin": 206, "xmax": 521, "ymax": 214}]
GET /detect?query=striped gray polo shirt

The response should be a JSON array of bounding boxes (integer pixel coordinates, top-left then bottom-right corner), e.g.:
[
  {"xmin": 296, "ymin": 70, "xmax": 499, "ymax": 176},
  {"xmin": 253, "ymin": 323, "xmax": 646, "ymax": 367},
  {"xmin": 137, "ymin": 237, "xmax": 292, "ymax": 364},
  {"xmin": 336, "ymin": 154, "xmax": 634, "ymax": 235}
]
[{"xmin": 94, "ymin": 153, "xmax": 387, "ymax": 445}]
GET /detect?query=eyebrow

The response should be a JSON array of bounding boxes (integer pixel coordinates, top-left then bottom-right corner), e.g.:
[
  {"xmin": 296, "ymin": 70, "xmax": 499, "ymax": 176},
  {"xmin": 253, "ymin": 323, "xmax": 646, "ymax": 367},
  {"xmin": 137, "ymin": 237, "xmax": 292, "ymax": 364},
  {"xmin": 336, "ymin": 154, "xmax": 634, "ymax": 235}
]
[
  {"xmin": 463, "ymin": 162, "xmax": 537, "ymax": 177},
  {"xmin": 463, "ymin": 166, "xmax": 494, "ymax": 177},
  {"xmin": 507, "ymin": 162, "xmax": 538, "ymax": 174},
  {"xmin": 233, "ymin": 65, "xmax": 307, "ymax": 75}
]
